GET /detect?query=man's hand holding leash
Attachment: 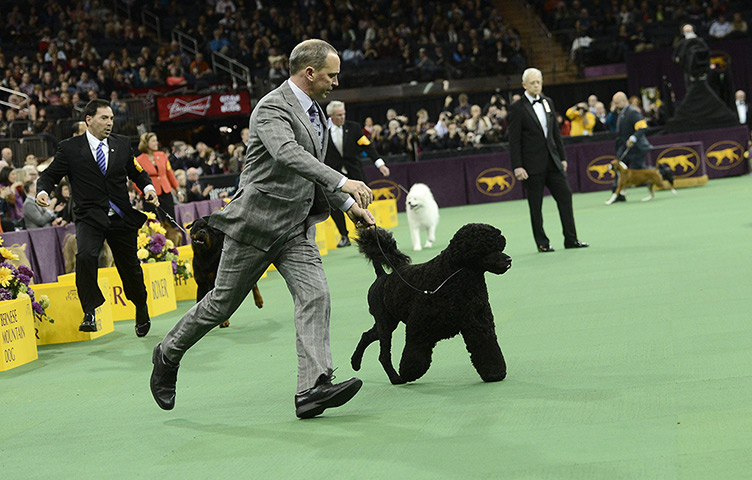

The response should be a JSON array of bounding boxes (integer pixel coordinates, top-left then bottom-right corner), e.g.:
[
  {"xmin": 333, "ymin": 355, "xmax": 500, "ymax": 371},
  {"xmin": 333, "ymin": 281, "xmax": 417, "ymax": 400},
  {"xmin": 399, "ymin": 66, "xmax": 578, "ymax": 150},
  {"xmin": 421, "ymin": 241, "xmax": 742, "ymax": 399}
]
[
  {"xmin": 144, "ymin": 190, "xmax": 160, "ymax": 207},
  {"xmin": 341, "ymin": 178, "xmax": 373, "ymax": 209}
]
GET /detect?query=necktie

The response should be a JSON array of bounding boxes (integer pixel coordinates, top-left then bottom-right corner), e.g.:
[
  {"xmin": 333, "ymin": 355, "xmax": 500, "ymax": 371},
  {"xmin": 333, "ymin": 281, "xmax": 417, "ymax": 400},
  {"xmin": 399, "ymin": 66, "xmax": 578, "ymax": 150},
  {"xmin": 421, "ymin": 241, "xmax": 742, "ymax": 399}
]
[
  {"xmin": 96, "ymin": 141, "xmax": 123, "ymax": 218},
  {"xmin": 307, "ymin": 104, "xmax": 322, "ymax": 146}
]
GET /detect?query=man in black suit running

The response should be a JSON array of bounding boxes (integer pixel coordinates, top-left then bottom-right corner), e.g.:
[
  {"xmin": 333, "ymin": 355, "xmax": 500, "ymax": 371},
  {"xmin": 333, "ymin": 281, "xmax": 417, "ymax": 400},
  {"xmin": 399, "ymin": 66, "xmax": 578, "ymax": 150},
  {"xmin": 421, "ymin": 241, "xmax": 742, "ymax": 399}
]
[
  {"xmin": 508, "ymin": 68, "xmax": 588, "ymax": 252},
  {"xmin": 325, "ymin": 100, "xmax": 389, "ymax": 247},
  {"xmin": 36, "ymin": 99, "xmax": 160, "ymax": 336}
]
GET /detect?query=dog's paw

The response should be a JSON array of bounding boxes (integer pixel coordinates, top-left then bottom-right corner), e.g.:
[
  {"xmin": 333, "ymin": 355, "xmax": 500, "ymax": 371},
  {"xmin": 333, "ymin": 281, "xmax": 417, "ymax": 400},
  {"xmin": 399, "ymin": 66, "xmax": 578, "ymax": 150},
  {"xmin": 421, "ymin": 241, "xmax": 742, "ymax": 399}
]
[
  {"xmin": 351, "ymin": 355, "xmax": 362, "ymax": 371},
  {"xmin": 412, "ymin": 245, "xmax": 422, "ymax": 251},
  {"xmin": 424, "ymin": 241, "xmax": 433, "ymax": 248},
  {"xmin": 389, "ymin": 375, "xmax": 407, "ymax": 385}
]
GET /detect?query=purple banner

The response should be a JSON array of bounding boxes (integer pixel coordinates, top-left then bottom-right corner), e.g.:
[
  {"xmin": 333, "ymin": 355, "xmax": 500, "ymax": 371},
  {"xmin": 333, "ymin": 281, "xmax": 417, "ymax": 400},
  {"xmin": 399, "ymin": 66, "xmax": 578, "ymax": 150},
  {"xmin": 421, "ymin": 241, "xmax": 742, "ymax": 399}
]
[
  {"xmin": 365, "ymin": 163, "xmax": 410, "ymax": 212},
  {"xmin": 463, "ymin": 152, "xmax": 524, "ymax": 204},
  {"xmin": 406, "ymin": 157, "xmax": 467, "ymax": 208},
  {"xmin": 648, "ymin": 142, "xmax": 707, "ymax": 180},
  {"xmin": 570, "ymin": 141, "xmax": 619, "ymax": 193}
]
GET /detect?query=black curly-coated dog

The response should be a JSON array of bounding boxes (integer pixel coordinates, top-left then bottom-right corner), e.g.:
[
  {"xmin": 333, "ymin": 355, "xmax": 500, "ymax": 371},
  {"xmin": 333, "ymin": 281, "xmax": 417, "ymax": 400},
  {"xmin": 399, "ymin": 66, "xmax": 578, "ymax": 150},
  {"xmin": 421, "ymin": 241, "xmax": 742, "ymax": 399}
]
[
  {"xmin": 188, "ymin": 217, "xmax": 263, "ymax": 328},
  {"xmin": 352, "ymin": 223, "xmax": 511, "ymax": 384}
]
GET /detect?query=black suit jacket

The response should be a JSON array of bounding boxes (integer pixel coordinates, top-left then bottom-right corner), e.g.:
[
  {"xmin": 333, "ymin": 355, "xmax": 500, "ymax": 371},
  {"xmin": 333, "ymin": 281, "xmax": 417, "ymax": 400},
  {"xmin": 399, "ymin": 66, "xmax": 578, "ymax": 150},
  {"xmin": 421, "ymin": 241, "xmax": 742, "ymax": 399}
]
[
  {"xmin": 324, "ymin": 120, "xmax": 382, "ymax": 181},
  {"xmin": 508, "ymin": 95, "xmax": 567, "ymax": 175},
  {"xmin": 38, "ymin": 133, "xmax": 152, "ymax": 230}
]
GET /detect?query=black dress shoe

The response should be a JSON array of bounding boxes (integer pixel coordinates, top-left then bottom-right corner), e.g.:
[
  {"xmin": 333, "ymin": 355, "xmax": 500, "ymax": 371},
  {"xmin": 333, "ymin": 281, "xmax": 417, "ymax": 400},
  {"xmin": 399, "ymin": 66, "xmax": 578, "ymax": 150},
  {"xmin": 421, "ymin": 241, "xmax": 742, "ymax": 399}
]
[
  {"xmin": 565, "ymin": 241, "xmax": 590, "ymax": 249},
  {"xmin": 337, "ymin": 235, "xmax": 351, "ymax": 248},
  {"xmin": 151, "ymin": 343, "xmax": 179, "ymax": 410},
  {"xmin": 537, "ymin": 245, "xmax": 555, "ymax": 253},
  {"xmin": 295, "ymin": 372, "xmax": 362, "ymax": 419},
  {"xmin": 615, "ymin": 194, "xmax": 627, "ymax": 202},
  {"xmin": 79, "ymin": 311, "xmax": 98, "ymax": 332},
  {"xmin": 135, "ymin": 305, "xmax": 151, "ymax": 337}
]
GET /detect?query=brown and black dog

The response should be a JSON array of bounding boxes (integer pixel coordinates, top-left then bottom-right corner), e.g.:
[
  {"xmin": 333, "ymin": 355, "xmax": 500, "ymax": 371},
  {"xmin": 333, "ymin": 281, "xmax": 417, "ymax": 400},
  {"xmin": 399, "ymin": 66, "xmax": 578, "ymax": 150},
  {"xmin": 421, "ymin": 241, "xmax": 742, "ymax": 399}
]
[
  {"xmin": 187, "ymin": 217, "xmax": 263, "ymax": 328},
  {"xmin": 605, "ymin": 160, "xmax": 677, "ymax": 205}
]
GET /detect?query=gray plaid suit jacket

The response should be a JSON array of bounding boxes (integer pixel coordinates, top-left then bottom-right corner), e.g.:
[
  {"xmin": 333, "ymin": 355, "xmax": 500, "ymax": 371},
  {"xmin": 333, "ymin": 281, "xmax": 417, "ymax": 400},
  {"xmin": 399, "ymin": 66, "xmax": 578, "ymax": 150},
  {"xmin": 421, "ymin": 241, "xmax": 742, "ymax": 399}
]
[{"xmin": 210, "ymin": 81, "xmax": 349, "ymax": 251}]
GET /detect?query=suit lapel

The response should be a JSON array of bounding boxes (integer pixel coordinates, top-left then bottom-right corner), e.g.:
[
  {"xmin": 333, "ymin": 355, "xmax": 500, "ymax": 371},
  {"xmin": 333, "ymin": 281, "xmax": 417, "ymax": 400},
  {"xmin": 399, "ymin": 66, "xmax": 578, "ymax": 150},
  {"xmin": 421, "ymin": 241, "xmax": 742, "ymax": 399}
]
[
  {"xmin": 79, "ymin": 136, "xmax": 105, "ymax": 177},
  {"xmin": 281, "ymin": 83, "xmax": 324, "ymax": 159}
]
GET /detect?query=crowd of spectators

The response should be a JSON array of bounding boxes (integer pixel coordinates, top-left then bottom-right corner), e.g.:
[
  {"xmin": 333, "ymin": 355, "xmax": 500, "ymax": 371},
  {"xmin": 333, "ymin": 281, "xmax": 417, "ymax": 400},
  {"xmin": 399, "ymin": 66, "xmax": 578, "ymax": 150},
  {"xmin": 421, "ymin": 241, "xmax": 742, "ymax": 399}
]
[{"xmin": 530, "ymin": 0, "xmax": 752, "ymax": 73}]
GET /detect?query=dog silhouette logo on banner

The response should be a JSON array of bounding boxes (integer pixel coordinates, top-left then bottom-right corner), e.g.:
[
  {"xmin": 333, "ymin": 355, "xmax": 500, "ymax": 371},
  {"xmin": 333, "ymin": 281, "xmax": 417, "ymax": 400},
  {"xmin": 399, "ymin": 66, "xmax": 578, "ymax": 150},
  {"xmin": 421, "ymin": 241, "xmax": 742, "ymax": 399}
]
[
  {"xmin": 705, "ymin": 140, "xmax": 743, "ymax": 170},
  {"xmin": 656, "ymin": 146, "xmax": 700, "ymax": 178},
  {"xmin": 368, "ymin": 179, "xmax": 403, "ymax": 201},
  {"xmin": 586, "ymin": 155, "xmax": 618, "ymax": 184},
  {"xmin": 475, "ymin": 168, "xmax": 516, "ymax": 197}
]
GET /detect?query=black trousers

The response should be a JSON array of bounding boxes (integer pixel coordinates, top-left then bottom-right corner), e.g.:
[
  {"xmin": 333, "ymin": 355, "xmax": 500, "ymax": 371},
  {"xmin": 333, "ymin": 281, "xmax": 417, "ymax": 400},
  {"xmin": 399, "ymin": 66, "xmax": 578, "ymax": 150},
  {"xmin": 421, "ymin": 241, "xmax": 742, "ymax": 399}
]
[
  {"xmin": 522, "ymin": 160, "xmax": 578, "ymax": 248},
  {"xmin": 75, "ymin": 216, "xmax": 147, "ymax": 313}
]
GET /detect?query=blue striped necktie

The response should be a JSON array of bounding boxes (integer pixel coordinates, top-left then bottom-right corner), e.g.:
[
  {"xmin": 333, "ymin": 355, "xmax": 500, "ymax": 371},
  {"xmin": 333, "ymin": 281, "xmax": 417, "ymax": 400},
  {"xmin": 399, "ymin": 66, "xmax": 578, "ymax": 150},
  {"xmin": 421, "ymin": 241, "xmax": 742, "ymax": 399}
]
[
  {"xmin": 96, "ymin": 141, "xmax": 123, "ymax": 218},
  {"xmin": 307, "ymin": 104, "xmax": 323, "ymax": 146}
]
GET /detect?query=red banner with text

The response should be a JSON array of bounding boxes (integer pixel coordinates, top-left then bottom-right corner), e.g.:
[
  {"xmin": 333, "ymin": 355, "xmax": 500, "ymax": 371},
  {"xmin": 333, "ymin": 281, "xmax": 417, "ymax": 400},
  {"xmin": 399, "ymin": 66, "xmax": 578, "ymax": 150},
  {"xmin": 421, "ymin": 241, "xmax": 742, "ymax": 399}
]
[{"xmin": 156, "ymin": 91, "xmax": 251, "ymax": 121}]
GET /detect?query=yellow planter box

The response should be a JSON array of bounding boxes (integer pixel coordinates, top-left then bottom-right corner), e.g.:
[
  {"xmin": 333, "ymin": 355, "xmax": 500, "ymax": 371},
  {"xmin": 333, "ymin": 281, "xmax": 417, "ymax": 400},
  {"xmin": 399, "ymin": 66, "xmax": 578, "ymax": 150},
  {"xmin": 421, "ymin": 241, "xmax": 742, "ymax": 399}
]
[
  {"xmin": 0, "ymin": 298, "xmax": 38, "ymax": 372},
  {"xmin": 320, "ymin": 217, "xmax": 340, "ymax": 251},
  {"xmin": 342, "ymin": 198, "xmax": 399, "ymax": 240},
  {"xmin": 33, "ymin": 279, "xmax": 114, "ymax": 345},
  {"xmin": 58, "ymin": 262, "xmax": 177, "ymax": 321}
]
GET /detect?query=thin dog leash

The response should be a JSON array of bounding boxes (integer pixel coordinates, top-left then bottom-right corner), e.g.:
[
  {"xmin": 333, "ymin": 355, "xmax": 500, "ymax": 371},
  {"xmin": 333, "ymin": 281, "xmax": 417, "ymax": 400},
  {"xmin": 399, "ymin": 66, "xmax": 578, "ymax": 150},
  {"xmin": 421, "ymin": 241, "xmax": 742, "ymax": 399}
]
[
  {"xmin": 370, "ymin": 224, "xmax": 463, "ymax": 296},
  {"xmin": 157, "ymin": 205, "xmax": 188, "ymax": 236}
]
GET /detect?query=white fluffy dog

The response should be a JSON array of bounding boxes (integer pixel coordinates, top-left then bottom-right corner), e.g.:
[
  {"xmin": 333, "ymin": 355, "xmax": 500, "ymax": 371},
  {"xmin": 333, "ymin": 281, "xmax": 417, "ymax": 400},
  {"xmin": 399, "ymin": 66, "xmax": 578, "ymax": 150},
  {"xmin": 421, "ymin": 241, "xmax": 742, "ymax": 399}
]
[{"xmin": 405, "ymin": 183, "xmax": 439, "ymax": 251}]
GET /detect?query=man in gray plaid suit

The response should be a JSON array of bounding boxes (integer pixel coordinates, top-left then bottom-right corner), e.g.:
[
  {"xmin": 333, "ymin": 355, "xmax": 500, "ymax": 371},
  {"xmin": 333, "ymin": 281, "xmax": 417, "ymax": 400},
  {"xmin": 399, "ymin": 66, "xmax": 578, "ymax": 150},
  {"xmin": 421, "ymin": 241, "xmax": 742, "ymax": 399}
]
[{"xmin": 150, "ymin": 39, "xmax": 376, "ymax": 418}]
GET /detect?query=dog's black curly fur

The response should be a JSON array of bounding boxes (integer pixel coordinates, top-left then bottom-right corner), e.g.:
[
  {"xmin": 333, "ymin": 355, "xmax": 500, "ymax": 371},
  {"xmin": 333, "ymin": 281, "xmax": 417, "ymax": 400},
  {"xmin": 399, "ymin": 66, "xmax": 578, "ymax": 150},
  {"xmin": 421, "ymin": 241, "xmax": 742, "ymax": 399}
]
[{"xmin": 352, "ymin": 223, "xmax": 512, "ymax": 384}]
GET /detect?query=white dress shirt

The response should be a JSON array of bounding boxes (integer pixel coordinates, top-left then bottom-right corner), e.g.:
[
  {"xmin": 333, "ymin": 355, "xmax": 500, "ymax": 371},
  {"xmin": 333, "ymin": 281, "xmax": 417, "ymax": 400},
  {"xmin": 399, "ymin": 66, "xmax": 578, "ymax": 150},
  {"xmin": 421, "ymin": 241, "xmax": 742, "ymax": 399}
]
[
  {"xmin": 524, "ymin": 91, "xmax": 547, "ymax": 138},
  {"xmin": 736, "ymin": 101, "xmax": 747, "ymax": 125}
]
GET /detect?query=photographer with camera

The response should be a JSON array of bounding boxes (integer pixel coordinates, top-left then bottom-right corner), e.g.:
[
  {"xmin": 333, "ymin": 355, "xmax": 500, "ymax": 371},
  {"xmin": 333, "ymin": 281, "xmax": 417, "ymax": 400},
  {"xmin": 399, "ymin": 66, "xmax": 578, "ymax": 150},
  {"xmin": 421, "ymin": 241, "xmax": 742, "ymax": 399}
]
[{"xmin": 565, "ymin": 101, "xmax": 596, "ymax": 136}]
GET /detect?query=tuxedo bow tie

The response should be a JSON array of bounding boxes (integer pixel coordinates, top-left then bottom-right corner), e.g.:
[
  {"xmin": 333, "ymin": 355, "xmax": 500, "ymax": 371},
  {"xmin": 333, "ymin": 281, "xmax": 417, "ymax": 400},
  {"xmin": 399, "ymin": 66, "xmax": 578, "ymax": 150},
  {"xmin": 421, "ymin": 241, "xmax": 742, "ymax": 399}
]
[{"xmin": 531, "ymin": 98, "xmax": 543, "ymax": 105}]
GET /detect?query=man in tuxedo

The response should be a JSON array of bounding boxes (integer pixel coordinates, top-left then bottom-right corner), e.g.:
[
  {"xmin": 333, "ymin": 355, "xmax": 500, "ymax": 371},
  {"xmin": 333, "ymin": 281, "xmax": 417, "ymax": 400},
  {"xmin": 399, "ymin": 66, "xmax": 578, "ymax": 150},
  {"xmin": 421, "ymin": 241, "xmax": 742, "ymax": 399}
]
[
  {"xmin": 509, "ymin": 68, "xmax": 588, "ymax": 253},
  {"xmin": 735, "ymin": 90, "xmax": 749, "ymax": 127},
  {"xmin": 36, "ymin": 99, "xmax": 159, "ymax": 336},
  {"xmin": 150, "ymin": 39, "xmax": 376, "ymax": 418},
  {"xmin": 325, "ymin": 100, "xmax": 390, "ymax": 247}
]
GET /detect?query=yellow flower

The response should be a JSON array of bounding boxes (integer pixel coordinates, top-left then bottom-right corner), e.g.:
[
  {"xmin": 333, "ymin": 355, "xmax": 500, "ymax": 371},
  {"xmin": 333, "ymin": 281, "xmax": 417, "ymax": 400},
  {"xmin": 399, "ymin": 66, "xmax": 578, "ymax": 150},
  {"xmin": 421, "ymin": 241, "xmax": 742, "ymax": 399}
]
[
  {"xmin": 152, "ymin": 224, "xmax": 166, "ymax": 235},
  {"xmin": 0, "ymin": 266, "xmax": 12, "ymax": 287},
  {"xmin": 137, "ymin": 249, "xmax": 150, "ymax": 260},
  {"xmin": 144, "ymin": 211, "xmax": 157, "ymax": 220},
  {"xmin": 0, "ymin": 235, "xmax": 3, "ymax": 245},
  {"xmin": 137, "ymin": 233, "xmax": 150, "ymax": 249},
  {"xmin": 165, "ymin": 240, "xmax": 174, "ymax": 249},
  {"xmin": 0, "ymin": 247, "xmax": 18, "ymax": 261},
  {"xmin": 17, "ymin": 292, "xmax": 29, "ymax": 299}
]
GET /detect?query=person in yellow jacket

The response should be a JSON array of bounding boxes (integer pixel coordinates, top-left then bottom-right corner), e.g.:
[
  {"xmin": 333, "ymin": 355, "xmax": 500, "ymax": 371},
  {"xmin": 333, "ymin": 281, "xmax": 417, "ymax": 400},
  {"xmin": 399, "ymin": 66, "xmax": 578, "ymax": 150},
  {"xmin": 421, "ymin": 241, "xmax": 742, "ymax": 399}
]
[{"xmin": 565, "ymin": 102, "xmax": 596, "ymax": 136}]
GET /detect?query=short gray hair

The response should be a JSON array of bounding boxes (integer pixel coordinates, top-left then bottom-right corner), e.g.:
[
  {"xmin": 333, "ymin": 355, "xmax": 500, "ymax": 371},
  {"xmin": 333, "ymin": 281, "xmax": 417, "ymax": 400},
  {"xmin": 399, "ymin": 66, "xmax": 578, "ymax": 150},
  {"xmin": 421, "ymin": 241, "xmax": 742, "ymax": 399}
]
[
  {"xmin": 521, "ymin": 67, "xmax": 542, "ymax": 83},
  {"xmin": 326, "ymin": 100, "xmax": 345, "ymax": 115},
  {"xmin": 289, "ymin": 39, "xmax": 337, "ymax": 75}
]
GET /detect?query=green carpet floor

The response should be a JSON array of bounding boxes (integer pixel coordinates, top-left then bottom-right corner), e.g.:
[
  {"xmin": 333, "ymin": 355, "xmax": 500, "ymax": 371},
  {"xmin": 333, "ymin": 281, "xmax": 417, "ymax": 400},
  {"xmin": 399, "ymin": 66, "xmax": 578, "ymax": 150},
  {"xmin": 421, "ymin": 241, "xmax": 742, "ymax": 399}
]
[{"xmin": 2, "ymin": 176, "xmax": 751, "ymax": 479}]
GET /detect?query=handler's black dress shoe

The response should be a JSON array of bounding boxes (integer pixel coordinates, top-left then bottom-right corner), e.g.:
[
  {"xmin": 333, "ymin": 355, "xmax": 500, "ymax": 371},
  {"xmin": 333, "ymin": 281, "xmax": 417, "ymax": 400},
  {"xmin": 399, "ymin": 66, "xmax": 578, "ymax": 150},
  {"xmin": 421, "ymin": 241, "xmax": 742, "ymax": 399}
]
[
  {"xmin": 135, "ymin": 305, "xmax": 151, "ymax": 337},
  {"xmin": 295, "ymin": 372, "xmax": 362, "ymax": 419},
  {"xmin": 337, "ymin": 235, "xmax": 351, "ymax": 248},
  {"xmin": 537, "ymin": 245, "xmax": 555, "ymax": 253},
  {"xmin": 150, "ymin": 342, "xmax": 179, "ymax": 410},
  {"xmin": 79, "ymin": 311, "xmax": 98, "ymax": 332},
  {"xmin": 564, "ymin": 241, "xmax": 590, "ymax": 249}
]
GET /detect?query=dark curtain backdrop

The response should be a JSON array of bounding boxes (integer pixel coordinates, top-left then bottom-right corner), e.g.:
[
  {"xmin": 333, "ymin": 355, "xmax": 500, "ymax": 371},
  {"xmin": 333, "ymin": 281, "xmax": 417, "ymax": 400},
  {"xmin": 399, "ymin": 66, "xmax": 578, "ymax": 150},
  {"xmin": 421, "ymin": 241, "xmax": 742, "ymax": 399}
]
[{"xmin": 626, "ymin": 38, "xmax": 752, "ymax": 102}]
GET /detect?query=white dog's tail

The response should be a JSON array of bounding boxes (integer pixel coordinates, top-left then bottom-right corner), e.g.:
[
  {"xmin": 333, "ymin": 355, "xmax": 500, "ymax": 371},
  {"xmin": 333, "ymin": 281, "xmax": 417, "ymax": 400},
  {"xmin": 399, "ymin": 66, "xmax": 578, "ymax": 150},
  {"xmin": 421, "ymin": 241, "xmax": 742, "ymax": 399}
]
[{"xmin": 355, "ymin": 227, "xmax": 411, "ymax": 277}]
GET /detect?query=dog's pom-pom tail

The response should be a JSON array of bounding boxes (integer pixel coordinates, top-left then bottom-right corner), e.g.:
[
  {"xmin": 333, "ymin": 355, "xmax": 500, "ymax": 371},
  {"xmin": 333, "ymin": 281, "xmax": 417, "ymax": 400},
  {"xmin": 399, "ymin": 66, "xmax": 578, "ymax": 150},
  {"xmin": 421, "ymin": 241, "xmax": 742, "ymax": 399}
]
[
  {"xmin": 658, "ymin": 163, "xmax": 675, "ymax": 186},
  {"xmin": 355, "ymin": 227, "xmax": 411, "ymax": 276}
]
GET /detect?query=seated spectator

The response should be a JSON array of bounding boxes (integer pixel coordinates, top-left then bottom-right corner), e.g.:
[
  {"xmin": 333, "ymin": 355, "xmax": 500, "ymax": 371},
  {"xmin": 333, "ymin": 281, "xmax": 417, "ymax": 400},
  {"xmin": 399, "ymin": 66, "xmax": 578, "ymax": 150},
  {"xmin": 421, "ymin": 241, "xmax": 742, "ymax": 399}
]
[
  {"xmin": 709, "ymin": 14, "xmax": 732, "ymax": 39},
  {"xmin": 566, "ymin": 102, "xmax": 596, "ymax": 136},
  {"xmin": 0, "ymin": 166, "xmax": 24, "ymax": 224},
  {"xmin": 267, "ymin": 55, "xmax": 288, "ymax": 89},
  {"xmin": 729, "ymin": 13, "xmax": 748, "ymax": 37},
  {"xmin": 166, "ymin": 66, "xmax": 188, "ymax": 86},
  {"xmin": 593, "ymin": 101, "xmax": 609, "ymax": 132},
  {"xmin": 453, "ymin": 93, "xmax": 472, "ymax": 121},
  {"xmin": 185, "ymin": 167, "xmax": 213, "ymax": 202},
  {"xmin": 342, "ymin": 41, "xmax": 364, "ymax": 65},
  {"xmin": 464, "ymin": 104, "xmax": 493, "ymax": 142},
  {"xmin": 76, "ymin": 71, "xmax": 100, "ymax": 95},
  {"xmin": 22, "ymin": 180, "xmax": 61, "ymax": 229},
  {"xmin": 557, "ymin": 112, "xmax": 571, "ymax": 136},
  {"xmin": 209, "ymin": 29, "xmax": 231, "ymax": 55},
  {"xmin": 53, "ymin": 180, "xmax": 74, "ymax": 224},
  {"xmin": 444, "ymin": 122, "xmax": 465, "ymax": 149},
  {"xmin": 173, "ymin": 168, "xmax": 188, "ymax": 204},
  {"xmin": 385, "ymin": 119, "xmax": 407, "ymax": 154}
]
